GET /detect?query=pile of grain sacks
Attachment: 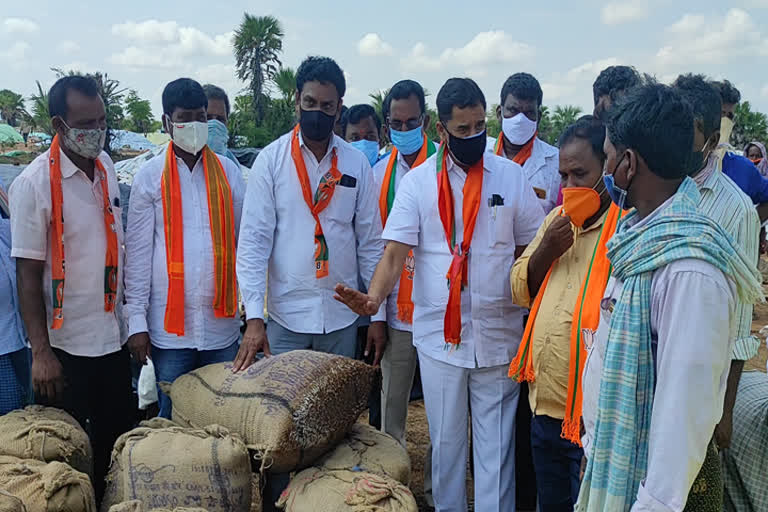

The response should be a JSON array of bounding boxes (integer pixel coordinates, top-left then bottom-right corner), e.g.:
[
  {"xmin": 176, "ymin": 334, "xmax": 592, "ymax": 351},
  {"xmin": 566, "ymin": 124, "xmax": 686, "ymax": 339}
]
[{"xmin": 0, "ymin": 405, "xmax": 97, "ymax": 511}]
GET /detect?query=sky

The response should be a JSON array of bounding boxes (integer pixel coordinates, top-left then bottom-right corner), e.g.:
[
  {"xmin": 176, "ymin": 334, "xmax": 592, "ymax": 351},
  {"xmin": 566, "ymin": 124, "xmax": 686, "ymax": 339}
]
[{"xmin": 1, "ymin": 0, "xmax": 768, "ymax": 121}]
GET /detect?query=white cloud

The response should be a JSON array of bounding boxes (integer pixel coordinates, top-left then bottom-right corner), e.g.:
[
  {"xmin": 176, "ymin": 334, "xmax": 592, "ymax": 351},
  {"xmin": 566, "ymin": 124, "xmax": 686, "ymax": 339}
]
[
  {"xmin": 762, "ymin": 85, "xmax": 768, "ymax": 97},
  {"xmin": 0, "ymin": 41, "xmax": 31, "ymax": 70},
  {"xmin": 2, "ymin": 17, "xmax": 39, "ymax": 36},
  {"xmin": 401, "ymin": 31, "xmax": 532, "ymax": 72},
  {"xmin": 656, "ymin": 9, "xmax": 768, "ymax": 69},
  {"xmin": 357, "ymin": 33, "xmax": 393, "ymax": 57},
  {"xmin": 110, "ymin": 19, "xmax": 232, "ymax": 69},
  {"xmin": 601, "ymin": 2, "xmax": 648, "ymax": 25},
  {"xmin": 542, "ymin": 57, "xmax": 621, "ymax": 104},
  {"xmin": 57, "ymin": 40, "xmax": 80, "ymax": 55}
]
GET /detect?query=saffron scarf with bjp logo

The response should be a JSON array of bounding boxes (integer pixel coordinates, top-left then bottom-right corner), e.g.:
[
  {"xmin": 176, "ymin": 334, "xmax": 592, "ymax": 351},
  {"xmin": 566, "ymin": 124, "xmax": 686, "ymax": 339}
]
[
  {"xmin": 290, "ymin": 125, "xmax": 343, "ymax": 279},
  {"xmin": 435, "ymin": 142, "xmax": 483, "ymax": 347},
  {"xmin": 161, "ymin": 142, "xmax": 238, "ymax": 336},
  {"xmin": 494, "ymin": 131, "xmax": 537, "ymax": 166},
  {"xmin": 379, "ymin": 134, "xmax": 436, "ymax": 323},
  {"xmin": 49, "ymin": 134, "xmax": 118, "ymax": 329},
  {"xmin": 509, "ymin": 203, "xmax": 625, "ymax": 444}
]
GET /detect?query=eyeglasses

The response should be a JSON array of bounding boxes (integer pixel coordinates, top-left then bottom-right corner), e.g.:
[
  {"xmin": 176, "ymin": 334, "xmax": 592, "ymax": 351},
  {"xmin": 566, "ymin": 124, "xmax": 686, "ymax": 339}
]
[{"xmin": 387, "ymin": 115, "xmax": 424, "ymax": 132}]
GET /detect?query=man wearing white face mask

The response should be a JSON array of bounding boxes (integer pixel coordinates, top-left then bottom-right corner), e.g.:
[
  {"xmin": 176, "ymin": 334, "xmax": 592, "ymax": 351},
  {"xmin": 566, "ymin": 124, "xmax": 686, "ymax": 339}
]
[
  {"xmin": 9, "ymin": 75, "xmax": 133, "ymax": 502},
  {"xmin": 124, "ymin": 78, "xmax": 246, "ymax": 419},
  {"xmin": 489, "ymin": 73, "xmax": 560, "ymax": 214}
]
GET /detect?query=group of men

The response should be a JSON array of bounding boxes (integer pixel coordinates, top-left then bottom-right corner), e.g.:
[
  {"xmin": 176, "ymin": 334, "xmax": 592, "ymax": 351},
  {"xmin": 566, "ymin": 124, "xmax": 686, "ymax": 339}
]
[{"xmin": 1, "ymin": 54, "xmax": 767, "ymax": 512}]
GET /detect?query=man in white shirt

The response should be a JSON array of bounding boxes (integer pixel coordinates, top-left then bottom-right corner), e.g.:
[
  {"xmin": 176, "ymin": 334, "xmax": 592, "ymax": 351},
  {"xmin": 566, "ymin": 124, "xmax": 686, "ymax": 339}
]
[
  {"xmin": 579, "ymin": 83, "xmax": 762, "ymax": 511},
  {"xmin": 336, "ymin": 77, "xmax": 545, "ymax": 512},
  {"xmin": 10, "ymin": 76, "xmax": 133, "ymax": 501},
  {"xmin": 488, "ymin": 73, "xmax": 560, "ymax": 214},
  {"xmin": 124, "ymin": 78, "xmax": 245, "ymax": 419},
  {"xmin": 237, "ymin": 55, "xmax": 386, "ymax": 512},
  {"xmin": 236, "ymin": 57, "xmax": 386, "ymax": 363}
]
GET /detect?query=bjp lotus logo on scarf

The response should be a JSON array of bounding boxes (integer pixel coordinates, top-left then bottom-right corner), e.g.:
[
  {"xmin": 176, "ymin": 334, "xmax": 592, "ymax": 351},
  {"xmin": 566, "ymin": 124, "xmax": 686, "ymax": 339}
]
[{"xmin": 53, "ymin": 280, "xmax": 65, "ymax": 310}]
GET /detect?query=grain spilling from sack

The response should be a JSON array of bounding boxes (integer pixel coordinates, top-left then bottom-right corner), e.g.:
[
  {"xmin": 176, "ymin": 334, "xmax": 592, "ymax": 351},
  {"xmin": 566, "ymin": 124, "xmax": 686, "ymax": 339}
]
[
  {"xmin": 0, "ymin": 488, "xmax": 25, "ymax": 512},
  {"xmin": 166, "ymin": 350, "xmax": 376, "ymax": 473},
  {"xmin": 0, "ymin": 455, "xmax": 96, "ymax": 512},
  {"xmin": 276, "ymin": 468, "xmax": 417, "ymax": 512},
  {"xmin": 101, "ymin": 424, "xmax": 251, "ymax": 512},
  {"xmin": 315, "ymin": 424, "xmax": 410, "ymax": 485},
  {"xmin": 0, "ymin": 406, "xmax": 92, "ymax": 476}
]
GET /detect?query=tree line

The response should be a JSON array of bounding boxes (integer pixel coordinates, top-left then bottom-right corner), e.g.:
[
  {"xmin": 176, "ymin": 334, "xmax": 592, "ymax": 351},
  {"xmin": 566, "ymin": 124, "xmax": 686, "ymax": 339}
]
[{"xmin": 2, "ymin": 13, "xmax": 767, "ymax": 152}]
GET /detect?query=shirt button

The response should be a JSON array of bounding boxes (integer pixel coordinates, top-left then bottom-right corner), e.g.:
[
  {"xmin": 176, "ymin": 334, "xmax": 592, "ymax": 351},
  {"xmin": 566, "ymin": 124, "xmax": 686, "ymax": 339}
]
[{"xmin": 567, "ymin": 283, "xmax": 572, "ymax": 290}]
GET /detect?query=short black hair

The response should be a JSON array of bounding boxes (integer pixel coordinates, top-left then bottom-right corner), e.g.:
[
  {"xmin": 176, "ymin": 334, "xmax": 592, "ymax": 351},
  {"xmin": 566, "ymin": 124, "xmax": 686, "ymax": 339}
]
[
  {"xmin": 606, "ymin": 82, "xmax": 693, "ymax": 180},
  {"xmin": 558, "ymin": 115, "xmax": 606, "ymax": 163},
  {"xmin": 48, "ymin": 75, "xmax": 101, "ymax": 120},
  {"xmin": 711, "ymin": 79, "xmax": 741, "ymax": 105},
  {"xmin": 162, "ymin": 78, "xmax": 208, "ymax": 116},
  {"xmin": 436, "ymin": 78, "xmax": 486, "ymax": 124},
  {"xmin": 341, "ymin": 104, "xmax": 381, "ymax": 137},
  {"xmin": 672, "ymin": 74, "xmax": 721, "ymax": 140},
  {"xmin": 383, "ymin": 80, "xmax": 426, "ymax": 119},
  {"xmin": 592, "ymin": 65, "xmax": 642, "ymax": 106},
  {"xmin": 500, "ymin": 72, "xmax": 543, "ymax": 107},
  {"xmin": 202, "ymin": 84, "xmax": 230, "ymax": 116},
  {"xmin": 296, "ymin": 56, "xmax": 346, "ymax": 99}
]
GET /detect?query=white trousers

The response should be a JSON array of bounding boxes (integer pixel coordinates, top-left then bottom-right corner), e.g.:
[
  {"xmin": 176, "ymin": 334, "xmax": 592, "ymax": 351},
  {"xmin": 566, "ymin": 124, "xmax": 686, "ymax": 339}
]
[{"xmin": 418, "ymin": 350, "xmax": 519, "ymax": 512}]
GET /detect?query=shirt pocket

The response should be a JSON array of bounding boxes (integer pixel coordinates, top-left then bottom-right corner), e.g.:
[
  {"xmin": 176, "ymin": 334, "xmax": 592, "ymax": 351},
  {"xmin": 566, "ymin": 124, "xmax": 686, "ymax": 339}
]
[
  {"xmin": 488, "ymin": 205, "xmax": 516, "ymax": 247},
  {"xmin": 327, "ymin": 185, "xmax": 356, "ymax": 224}
]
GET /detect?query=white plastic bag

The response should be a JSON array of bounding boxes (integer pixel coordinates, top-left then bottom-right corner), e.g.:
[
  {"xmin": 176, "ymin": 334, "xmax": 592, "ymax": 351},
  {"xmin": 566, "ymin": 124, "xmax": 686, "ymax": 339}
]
[{"xmin": 137, "ymin": 359, "xmax": 158, "ymax": 410}]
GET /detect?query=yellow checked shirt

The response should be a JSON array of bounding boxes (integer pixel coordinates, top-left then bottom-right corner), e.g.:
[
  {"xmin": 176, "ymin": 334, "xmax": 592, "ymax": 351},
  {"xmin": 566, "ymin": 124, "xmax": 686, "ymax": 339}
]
[{"xmin": 510, "ymin": 207, "xmax": 609, "ymax": 420}]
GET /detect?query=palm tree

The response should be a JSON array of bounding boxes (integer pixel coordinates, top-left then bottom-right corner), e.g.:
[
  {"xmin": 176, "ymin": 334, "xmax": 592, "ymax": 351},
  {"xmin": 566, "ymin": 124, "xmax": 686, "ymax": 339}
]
[
  {"xmin": 369, "ymin": 89, "xmax": 389, "ymax": 122},
  {"xmin": 233, "ymin": 14, "xmax": 284, "ymax": 123},
  {"xmin": 0, "ymin": 90, "xmax": 28, "ymax": 127},
  {"xmin": 274, "ymin": 66, "xmax": 296, "ymax": 103},
  {"xmin": 29, "ymin": 81, "xmax": 52, "ymax": 135},
  {"xmin": 550, "ymin": 105, "xmax": 583, "ymax": 145}
]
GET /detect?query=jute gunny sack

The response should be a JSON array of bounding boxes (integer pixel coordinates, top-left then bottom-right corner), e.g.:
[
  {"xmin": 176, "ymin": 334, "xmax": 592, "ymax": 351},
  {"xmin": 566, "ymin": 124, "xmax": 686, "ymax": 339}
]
[
  {"xmin": 101, "ymin": 424, "xmax": 251, "ymax": 512},
  {"xmin": 166, "ymin": 350, "xmax": 376, "ymax": 472},
  {"xmin": 0, "ymin": 455, "xmax": 95, "ymax": 512}
]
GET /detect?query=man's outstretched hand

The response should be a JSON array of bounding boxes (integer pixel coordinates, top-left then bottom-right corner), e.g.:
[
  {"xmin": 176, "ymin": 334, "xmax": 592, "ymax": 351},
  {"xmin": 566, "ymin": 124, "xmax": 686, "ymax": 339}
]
[{"xmin": 333, "ymin": 284, "xmax": 381, "ymax": 316}]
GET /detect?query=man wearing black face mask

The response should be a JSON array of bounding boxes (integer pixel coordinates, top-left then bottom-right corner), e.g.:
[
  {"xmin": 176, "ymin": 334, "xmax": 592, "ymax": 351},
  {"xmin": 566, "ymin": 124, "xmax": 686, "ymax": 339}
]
[
  {"xmin": 237, "ymin": 56, "xmax": 386, "ymax": 363},
  {"xmin": 334, "ymin": 78, "xmax": 544, "ymax": 512}
]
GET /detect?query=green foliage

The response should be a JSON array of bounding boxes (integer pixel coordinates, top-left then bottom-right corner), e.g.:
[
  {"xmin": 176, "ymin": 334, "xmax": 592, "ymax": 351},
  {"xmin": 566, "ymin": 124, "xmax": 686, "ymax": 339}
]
[
  {"xmin": 369, "ymin": 89, "xmax": 388, "ymax": 124},
  {"xmin": 733, "ymin": 101, "xmax": 768, "ymax": 149},
  {"xmin": 274, "ymin": 66, "xmax": 296, "ymax": 102},
  {"xmin": 29, "ymin": 81, "xmax": 52, "ymax": 135},
  {"xmin": 233, "ymin": 14, "xmax": 284, "ymax": 123},
  {"xmin": 0, "ymin": 89, "xmax": 28, "ymax": 127},
  {"xmin": 123, "ymin": 90, "xmax": 155, "ymax": 135},
  {"xmin": 543, "ymin": 105, "xmax": 582, "ymax": 145},
  {"xmin": 228, "ymin": 93, "xmax": 295, "ymax": 148},
  {"xmin": 486, "ymin": 105, "xmax": 501, "ymax": 139}
]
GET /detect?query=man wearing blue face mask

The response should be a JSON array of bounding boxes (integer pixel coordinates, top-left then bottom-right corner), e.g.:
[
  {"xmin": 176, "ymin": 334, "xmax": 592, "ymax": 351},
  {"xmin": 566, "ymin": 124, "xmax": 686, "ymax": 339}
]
[
  {"xmin": 490, "ymin": 73, "xmax": 560, "ymax": 214},
  {"xmin": 341, "ymin": 104, "xmax": 382, "ymax": 166},
  {"xmin": 203, "ymin": 84, "xmax": 240, "ymax": 169}
]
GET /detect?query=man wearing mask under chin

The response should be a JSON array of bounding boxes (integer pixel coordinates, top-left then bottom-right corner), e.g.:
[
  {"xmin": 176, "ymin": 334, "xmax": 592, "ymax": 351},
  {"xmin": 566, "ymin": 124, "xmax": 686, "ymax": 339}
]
[
  {"xmin": 490, "ymin": 73, "xmax": 560, "ymax": 214},
  {"xmin": 335, "ymin": 78, "xmax": 545, "ymax": 512},
  {"xmin": 9, "ymin": 75, "xmax": 133, "ymax": 502},
  {"xmin": 124, "ymin": 78, "xmax": 245, "ymax": 420},
  {"xmin": 203, "ymin": 83, "xmax": 240, "ymax": 168},
  {"xmin": 509, "ymin": 116, "xmax": 624, "ymax": 512}
]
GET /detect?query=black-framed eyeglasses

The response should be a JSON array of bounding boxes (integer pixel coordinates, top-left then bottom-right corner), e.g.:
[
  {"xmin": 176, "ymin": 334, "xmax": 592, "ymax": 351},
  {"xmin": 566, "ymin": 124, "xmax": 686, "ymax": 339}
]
[{"xmin": 387, "ymin": 115, "xmax": 424, "ymax": 132}]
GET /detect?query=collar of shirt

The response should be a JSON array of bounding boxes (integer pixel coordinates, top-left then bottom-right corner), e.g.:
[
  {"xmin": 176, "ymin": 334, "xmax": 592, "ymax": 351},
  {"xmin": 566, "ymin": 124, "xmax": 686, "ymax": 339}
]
[
  {"xmin": 693, "ymin": 153, "xmax": 720, "ymax": 189},
  {"xmin": 445, "ymin": 152, "xmax": 492, "ymax": 178},
  {"xmin": 297, "ymin": 131, "xmax": 342, "ymax": 164},
  {"xmin": 626, "ymin": 195, "xmax": 675, "ymax": 231},
  {"xmin": 58, "ymin": 149, "xmax": 108, "ymax": 179}
]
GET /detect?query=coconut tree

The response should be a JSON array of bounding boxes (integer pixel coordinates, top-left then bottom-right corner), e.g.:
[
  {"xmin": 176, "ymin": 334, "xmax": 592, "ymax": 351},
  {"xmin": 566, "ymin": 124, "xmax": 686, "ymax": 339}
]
[
  {"xmin": 0, "ymin": 89, "xmax": 28, "ymax": 127},
  {"xmin": 550, "ymin": 105, "xmax": 583, "ymax": 145},
  {"xmin": 29, "ymin": 81, "xmax": 52, "ymax": 135},
  {"xmin": 233, "ymin": 14, "xmax": 284, "ymax": 122}
]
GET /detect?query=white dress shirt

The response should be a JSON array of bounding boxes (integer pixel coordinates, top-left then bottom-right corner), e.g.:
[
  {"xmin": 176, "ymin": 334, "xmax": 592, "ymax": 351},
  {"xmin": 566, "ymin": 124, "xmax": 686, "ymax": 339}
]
[
  {"xmin": 124, "ymin": 148, "xmax": 245, "ymax": 350},
  {"xmin": 372, "ymin": 142, "xmax": 437, "ymax": 333},
  {"xmin": 9, "ymin": 149, "xmax": 125, "ymax": 357},
  {"xmin": 486, "ymin": 136, "xmax": 560, "ymax": 213},
  {"xmin": 237, "ymin": 131, "xmax": 385, "ymax": 334},
  {"xmin": 581, "ymin": 198, "xmax": 737, "ymax": 512},
  {"xmin": 382, "ymin": 152, "xmax": 544, "ymax": 368}
]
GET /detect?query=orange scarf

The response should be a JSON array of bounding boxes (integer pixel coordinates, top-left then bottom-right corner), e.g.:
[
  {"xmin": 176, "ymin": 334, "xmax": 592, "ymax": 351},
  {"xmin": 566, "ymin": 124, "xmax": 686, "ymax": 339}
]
[
  {"xmin": 378, "ymin": 135, "xmax": 435, "ymax": 323},
  {"xmin": 291, "ymin": 125, "xmax": 341, "ymax": 279},
  {"xmin": 49, "ymin": 134, "xmax": 118, "ymax": 329},
  {"xmin": 161, "ymin": 142, "xmax": 238, "ymax": 336},
  {"xmin": 508, "ymin": 203, "xmax": 624, "ymax": 444},
  {"xmin": 494, "ymin": 132, "xmax": 537, "ymax": 166},
  {"xmin": 436, "ymin": 143, "xmax": 484, "ymax": 346}
]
